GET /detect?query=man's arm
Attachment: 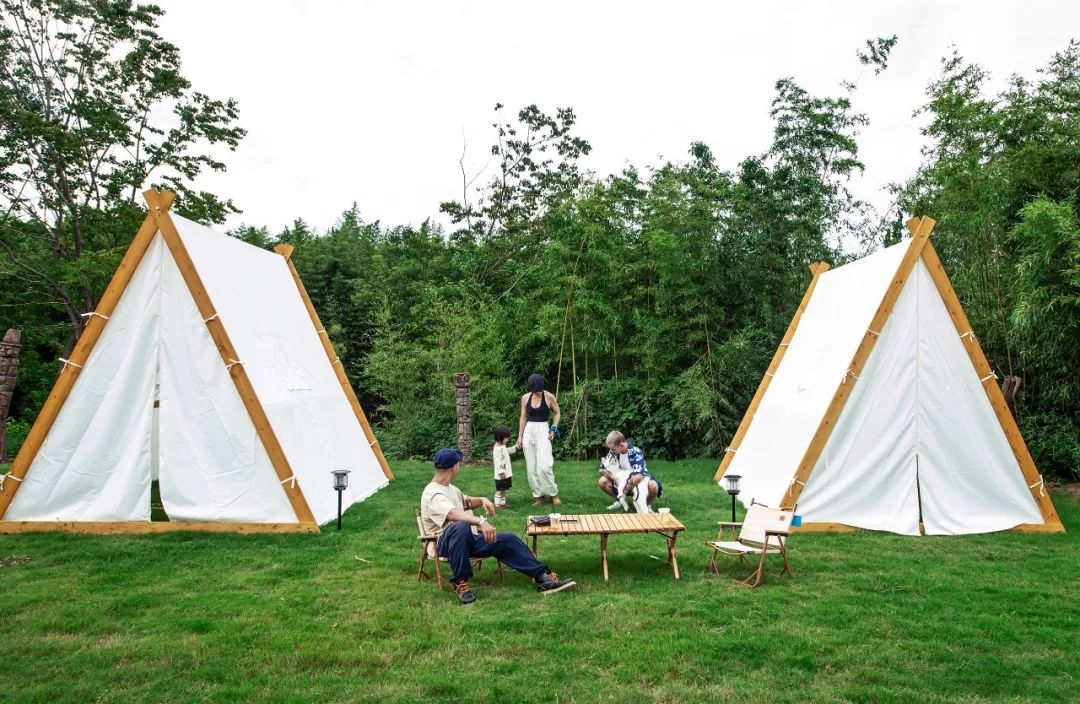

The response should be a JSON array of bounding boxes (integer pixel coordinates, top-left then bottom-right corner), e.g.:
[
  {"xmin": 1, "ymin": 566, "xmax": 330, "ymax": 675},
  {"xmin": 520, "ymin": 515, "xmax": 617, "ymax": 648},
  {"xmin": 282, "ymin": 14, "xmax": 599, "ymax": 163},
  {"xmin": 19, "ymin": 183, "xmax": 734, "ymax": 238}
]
[
  {"xmin": 446, "ymin": 505, "xmax": 498, "ymax": 542},
  {"xmin": 628, "ymin": 446, "xmax": 647, "ymax": 473}
]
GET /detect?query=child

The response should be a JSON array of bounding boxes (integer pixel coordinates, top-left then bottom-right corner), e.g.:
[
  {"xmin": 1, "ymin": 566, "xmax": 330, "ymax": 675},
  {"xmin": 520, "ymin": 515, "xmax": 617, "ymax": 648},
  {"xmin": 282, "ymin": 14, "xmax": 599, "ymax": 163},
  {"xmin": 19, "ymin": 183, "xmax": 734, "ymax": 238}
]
[{"xmin": 492, "ymin": 425, "xmax": 515, "ymax": 508}]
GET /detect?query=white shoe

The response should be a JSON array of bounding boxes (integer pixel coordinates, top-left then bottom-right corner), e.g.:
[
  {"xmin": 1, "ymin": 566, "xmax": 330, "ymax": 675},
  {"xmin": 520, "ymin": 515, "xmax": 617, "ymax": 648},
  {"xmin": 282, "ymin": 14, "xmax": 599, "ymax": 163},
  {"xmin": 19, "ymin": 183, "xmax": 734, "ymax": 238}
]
[{"xmin": 606, "ymin": 501, "xmax": 622, "ymax": 511}]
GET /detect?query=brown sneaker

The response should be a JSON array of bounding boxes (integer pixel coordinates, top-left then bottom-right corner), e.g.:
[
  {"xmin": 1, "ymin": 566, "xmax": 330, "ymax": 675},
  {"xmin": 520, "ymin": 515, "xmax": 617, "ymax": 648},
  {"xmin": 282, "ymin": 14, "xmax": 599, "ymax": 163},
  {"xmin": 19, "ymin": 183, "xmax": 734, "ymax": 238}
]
[
  {"xmin": 532, "ymin": 498, "xmax": 545, "ymax": 507},
  {"xmin": 551, "ymin": 496, "xmax": 562, "ymax": 507},
  {"xmin": 453, "ymin": 579, "xmax": 476, "ymax": 605}
]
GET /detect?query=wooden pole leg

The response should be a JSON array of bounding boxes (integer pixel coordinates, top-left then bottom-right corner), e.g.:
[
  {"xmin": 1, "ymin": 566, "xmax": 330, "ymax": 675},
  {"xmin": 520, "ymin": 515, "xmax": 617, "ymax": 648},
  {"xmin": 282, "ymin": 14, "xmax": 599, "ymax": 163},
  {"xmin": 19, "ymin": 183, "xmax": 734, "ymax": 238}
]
[
  {"xmin": 668, "ymin": 536, "xmax": 681, "ymax": 580},
  {"xmin": 531, "ymin": 534, "xmax": 538, "ymax": 556},
  {"xmin": 600, "ymin": 533, "xmax": 609, "ymax": 581}
]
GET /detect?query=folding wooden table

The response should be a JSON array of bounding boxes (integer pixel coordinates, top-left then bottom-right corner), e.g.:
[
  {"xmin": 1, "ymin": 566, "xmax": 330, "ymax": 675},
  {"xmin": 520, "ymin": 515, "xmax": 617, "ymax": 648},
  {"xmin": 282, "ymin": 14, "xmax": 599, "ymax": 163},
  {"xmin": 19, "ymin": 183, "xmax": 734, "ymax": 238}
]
[{"xmin": 526, "ymin": 513, "xmax": 686, "ymax": 580}]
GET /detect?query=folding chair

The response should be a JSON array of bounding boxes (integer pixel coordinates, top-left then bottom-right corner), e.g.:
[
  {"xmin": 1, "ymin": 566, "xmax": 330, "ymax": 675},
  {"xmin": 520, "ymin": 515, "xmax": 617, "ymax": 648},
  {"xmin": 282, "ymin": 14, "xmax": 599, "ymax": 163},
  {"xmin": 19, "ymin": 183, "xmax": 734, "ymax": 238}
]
[
  {"xmin": 415, "ymin": 510, "xmax": 503, "ymax": 590},
  {"xmin": 706, "ymin": 500, "xmax": 794, "ymax": 588}
]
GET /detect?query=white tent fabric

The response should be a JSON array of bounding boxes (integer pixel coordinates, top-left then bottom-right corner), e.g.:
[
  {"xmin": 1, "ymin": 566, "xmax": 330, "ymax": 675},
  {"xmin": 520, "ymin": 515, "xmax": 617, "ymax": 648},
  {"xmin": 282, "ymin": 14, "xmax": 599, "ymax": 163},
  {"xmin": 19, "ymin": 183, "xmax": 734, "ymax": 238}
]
[
  {"xmin": 726, "ymin": 243, "xmax": 1045, "ymax": 535},
  {"xmin": 732, "ymin": 241, "xmax": 909, "ymax": 510},
  {"xmin": 158, "ymin": 239, "xmax": 297, "ymax": 522},
  {"xmin": 910, "ymin": 261, "xmax": 1043, "ymax": 534},
  {"xmin": 171, "ymin": 215, "xmax": 388, "ymax": 524},
  {"xmin": 5, "ymin": 237, "xmax": 163, "ymax": 521},
  {"xmin": 7, "ymin": 216, "xmax": 387, "ymax": 526}
]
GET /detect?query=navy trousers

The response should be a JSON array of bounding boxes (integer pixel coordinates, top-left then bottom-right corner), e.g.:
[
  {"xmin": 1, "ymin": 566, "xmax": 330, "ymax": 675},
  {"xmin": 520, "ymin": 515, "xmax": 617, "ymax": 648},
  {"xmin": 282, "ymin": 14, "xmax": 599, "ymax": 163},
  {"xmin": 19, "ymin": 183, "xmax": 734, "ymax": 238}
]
[{"xmin": 437, "ymin": 520, "xmax": 550, "ymax": 583}]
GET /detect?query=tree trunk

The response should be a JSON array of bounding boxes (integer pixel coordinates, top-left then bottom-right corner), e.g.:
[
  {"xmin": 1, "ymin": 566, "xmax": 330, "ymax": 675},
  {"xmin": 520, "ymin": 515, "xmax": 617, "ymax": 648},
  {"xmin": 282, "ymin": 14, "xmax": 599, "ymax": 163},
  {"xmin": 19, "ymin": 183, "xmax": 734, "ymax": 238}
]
[
  {"xmin": 453, "ymin": 372, "xmax": 472, "ymax": 462},
  {"xmin": 1001, "ymin": 375, "xmax": 1023, "ymax": 409},
  {"xmin": 0, "ymin": 329, "xmax": 21, "ymax": 461}
]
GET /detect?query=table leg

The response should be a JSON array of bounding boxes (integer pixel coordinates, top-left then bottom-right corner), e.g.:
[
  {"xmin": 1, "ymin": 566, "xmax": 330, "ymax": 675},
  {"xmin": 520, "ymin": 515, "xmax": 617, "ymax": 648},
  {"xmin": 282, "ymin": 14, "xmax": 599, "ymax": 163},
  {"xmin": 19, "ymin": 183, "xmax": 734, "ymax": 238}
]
[
  {"xmin": 600, "ymin": 533, "xmax": 609, "ymax": 581},
  {"xmin": 668, "ymin": 535, "xmax": 680, "ymax": 580},
  {"xmin": 531, "ymin": 534, "xmax": 538, "ymax": 556}
]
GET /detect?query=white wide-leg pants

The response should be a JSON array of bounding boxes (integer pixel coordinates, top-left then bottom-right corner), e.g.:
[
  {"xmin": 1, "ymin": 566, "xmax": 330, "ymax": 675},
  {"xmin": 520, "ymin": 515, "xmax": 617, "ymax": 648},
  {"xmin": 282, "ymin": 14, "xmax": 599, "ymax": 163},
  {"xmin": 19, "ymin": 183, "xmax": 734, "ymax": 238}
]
[{"xmin": 523, "ymin": 421, "xmax": 558, "ymax": 498}]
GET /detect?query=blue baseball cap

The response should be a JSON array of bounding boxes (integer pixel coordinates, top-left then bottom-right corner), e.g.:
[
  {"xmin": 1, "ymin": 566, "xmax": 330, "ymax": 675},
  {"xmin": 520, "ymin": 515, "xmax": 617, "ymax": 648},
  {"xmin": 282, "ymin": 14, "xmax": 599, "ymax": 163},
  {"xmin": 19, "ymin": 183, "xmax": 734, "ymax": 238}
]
[{"xmin": 433, "ymin": 448, "xmax": 464, "ymax": 470}]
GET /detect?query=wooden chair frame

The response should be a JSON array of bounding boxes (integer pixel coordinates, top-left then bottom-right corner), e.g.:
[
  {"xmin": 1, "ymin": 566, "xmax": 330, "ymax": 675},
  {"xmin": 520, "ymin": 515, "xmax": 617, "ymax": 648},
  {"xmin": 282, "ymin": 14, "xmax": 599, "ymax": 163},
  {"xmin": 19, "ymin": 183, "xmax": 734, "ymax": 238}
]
[
  {"xmin": 415, "ymin": 510, "xmax": 503, "ymax": 590},
  {"xmin": 707, "ymin": 500, "xmax": 794, "ymax": 588}
]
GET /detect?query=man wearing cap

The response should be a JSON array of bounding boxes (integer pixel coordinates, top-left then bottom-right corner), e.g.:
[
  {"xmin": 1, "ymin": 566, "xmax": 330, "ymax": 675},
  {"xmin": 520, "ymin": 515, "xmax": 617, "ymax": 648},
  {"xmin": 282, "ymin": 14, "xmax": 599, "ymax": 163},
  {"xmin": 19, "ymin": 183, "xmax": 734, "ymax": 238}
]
[{"xmin": 421, "ymin": 448, "xmax": 577, "ymax": 604}]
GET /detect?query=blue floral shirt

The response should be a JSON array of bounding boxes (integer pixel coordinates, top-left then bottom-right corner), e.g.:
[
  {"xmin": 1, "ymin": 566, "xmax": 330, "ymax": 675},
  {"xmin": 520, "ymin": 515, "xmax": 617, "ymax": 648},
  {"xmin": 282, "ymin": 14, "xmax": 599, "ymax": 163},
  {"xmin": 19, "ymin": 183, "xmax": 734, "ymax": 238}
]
[{"xmin": 627, "ymin": 443, "xmax": 649, "ymax": 476}]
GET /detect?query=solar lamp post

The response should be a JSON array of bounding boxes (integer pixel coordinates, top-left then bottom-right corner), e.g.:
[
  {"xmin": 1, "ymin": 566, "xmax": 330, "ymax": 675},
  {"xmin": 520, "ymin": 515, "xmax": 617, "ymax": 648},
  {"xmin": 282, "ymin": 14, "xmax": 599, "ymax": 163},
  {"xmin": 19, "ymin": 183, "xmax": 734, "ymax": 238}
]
[{"xmin": 331, "ymin": 469, "xmax": 351, "ymax": 531}]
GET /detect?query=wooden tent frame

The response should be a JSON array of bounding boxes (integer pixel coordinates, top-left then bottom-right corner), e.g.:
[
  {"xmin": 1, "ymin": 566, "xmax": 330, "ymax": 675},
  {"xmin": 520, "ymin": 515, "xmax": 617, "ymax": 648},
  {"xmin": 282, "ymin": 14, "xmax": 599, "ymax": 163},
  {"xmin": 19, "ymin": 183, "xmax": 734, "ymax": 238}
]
[
  {"xmin": 0, "ymin": 189, "xmax": 390, "ymax": 534},
  {"xmin": 714, "ymin": 216, "xmax": 1064, "ymax": 534}
]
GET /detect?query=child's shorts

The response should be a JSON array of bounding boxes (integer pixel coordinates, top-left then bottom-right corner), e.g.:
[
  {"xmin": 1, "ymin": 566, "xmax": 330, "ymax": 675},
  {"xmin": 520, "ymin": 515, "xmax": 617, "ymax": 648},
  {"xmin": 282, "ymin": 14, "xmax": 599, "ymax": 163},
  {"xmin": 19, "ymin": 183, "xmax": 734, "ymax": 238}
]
[{"xmin": 495, "ymin": 477, "xmax": 513, "ymax": 491}]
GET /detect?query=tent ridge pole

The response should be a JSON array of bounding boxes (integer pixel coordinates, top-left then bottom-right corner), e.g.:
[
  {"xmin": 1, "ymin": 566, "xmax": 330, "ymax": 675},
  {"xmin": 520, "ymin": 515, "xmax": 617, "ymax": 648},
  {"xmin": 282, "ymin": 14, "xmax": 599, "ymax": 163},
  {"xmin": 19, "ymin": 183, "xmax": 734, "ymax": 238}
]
[
  {"xmin": 0, "ymin": 207, "xmax": 165, "ymax": 520},
  {"xmin": 713, "ymin": 260, "xmax": 831, "ymax": 481},
  {"xmin": 781, "ymin": 216, "xmax": 936, "ymax": 510},
  {"xmin": 272, "ymin": 244, "xmax": 394, "ymax": 481},
  {"xmin": 146, "ymin": 189, "xmax": 319, "ymax": 529}
]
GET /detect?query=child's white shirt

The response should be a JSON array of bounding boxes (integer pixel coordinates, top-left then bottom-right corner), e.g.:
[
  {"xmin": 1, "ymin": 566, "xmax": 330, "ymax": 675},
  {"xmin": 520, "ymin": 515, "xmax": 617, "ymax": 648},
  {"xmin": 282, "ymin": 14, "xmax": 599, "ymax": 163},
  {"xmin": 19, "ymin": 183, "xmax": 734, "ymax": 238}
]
[{"xmin": 493, "ymin": 444, "xmax": 515, "ymax": 478}]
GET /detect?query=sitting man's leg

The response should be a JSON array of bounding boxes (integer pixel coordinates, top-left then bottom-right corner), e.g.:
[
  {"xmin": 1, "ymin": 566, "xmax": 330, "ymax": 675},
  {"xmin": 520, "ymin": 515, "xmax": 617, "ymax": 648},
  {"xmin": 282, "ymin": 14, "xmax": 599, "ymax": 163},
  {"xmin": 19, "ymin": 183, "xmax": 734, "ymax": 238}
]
[
  {"xmin": 599, "ymin": 474, "xmax": 627, "ymax": 511},
  {"xmin": 647, "ymin": 479, "xmax": 660, "ymax": 505},
  {"xmin": 437, "ymin": 520, "xmax": 480, "ymax": 603},
  {"xmin": 470, "ymin": 531, "xmax": 577, "ymax": 595}
]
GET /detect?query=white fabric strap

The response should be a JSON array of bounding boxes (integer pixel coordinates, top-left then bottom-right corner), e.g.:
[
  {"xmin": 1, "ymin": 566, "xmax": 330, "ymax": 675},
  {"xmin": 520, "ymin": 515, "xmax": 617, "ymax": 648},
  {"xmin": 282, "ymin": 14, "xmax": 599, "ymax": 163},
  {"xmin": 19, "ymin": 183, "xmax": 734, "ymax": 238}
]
[
  {"xmin": 980, "ymin": 372, "xmax": 998, "ymax": 383},
  {"xmin": 724, "ymin": 447, "xmax": 736, "ymax": 454},
  {"xmin": 225, "ymin": 359, "xmax": 243, "ymax": 370},
  {"xmin": 280, "ymin": 475, "xmax": 297, "ymax": 489},
  {"xmin": 866, "ymin": 328, "xmax": 880, "ymax": 337},
  {"xmin": 765, "ymin": 372, "xmax": 775, "ymax": 378},
  {"xmin": 778, "ymin": 343, "xmax": 790, "ymax": 348},
  {"xmin": 80, "ymin": 311, "xmax": 109, "ymax": 321},
  {"xmin": 960, "ymin": 330, "xmax": 976, "ymax": 342},
  {"xmin": 317, "ymin": 329, "xmax": 328, "ymax": 335},
  {"xmin": 370, "ymin": 439, "xmax": 378, "ymax": 447},
  {"xmin": 843, "ymin": 369, "xmax": 859, "ymax": 383},
  {"xmin": 204, "ymin": 314, "xmax": 219, "ymax": 323},
  {"xmin": 59, "ymin": 357, "xmax": 83, "ymax": 370},
  {"xmin": 0, "ymin": 473, "xmax": 24, "ymax": 490},
  {"xmin": 789, "ymin": 477, "xmax": 806, "ymax": 487},
  {"xmin": 1028, "ymin": 476, "xmax": 1045, "ymax": 497},
  {"xmin": 332, "ymin": 358, "xmax": 343, "ymax": 366}
]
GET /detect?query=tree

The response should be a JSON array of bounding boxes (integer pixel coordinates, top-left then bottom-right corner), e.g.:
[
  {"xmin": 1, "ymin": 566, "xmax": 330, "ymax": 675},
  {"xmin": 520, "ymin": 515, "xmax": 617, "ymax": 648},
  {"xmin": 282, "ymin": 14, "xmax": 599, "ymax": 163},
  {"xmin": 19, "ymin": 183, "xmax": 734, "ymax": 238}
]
[{"xmin": 0, "ymin": 0, "xmax": 245, "ymax": 350}]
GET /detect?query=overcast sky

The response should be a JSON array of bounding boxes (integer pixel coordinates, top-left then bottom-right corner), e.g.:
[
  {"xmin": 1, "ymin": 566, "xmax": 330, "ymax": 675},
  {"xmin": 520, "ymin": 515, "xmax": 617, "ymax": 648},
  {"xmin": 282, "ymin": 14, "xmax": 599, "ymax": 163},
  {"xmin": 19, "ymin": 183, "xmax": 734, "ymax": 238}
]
[{"xmin": 155, "ymin": 1, "xmax": 1079, "ymax": 235}]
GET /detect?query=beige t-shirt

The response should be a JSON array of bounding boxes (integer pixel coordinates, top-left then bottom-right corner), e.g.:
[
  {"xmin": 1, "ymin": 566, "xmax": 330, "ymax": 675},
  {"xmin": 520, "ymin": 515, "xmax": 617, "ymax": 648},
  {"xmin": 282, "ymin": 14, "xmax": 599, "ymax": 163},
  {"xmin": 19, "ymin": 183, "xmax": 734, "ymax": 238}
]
[{"xmin": 420, "ymin": 481, "xmax": 475, "ymax": 541}]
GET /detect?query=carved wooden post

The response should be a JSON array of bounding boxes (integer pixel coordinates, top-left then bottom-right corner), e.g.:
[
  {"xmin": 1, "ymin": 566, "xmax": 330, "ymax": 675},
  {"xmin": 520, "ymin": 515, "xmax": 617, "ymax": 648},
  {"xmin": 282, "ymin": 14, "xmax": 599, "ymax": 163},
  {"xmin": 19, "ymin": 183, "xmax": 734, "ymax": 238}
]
[
  {"xmin": 0, "ymin": 329, "xmax": 20, "ymax": 462},
  {"xmin": 453, "ymin": 372, "xmax": 472, "ymax": 462}
]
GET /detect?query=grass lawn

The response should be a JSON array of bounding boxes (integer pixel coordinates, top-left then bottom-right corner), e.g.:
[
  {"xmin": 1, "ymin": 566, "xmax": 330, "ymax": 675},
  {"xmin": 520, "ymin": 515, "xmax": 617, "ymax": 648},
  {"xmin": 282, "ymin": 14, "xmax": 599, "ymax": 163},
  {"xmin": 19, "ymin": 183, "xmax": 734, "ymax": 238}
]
[{"xmin": 0, "ymin": 458, "xmax": 1077, "ymax": 703}]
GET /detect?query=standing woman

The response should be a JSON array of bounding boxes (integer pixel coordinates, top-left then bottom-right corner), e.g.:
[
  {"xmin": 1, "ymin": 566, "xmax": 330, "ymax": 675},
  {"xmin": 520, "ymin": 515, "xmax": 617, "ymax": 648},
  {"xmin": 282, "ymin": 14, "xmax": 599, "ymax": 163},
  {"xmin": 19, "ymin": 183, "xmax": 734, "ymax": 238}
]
[{"xmin": 515, "ymin": 374, "xmax": 561, "ymax": 507}]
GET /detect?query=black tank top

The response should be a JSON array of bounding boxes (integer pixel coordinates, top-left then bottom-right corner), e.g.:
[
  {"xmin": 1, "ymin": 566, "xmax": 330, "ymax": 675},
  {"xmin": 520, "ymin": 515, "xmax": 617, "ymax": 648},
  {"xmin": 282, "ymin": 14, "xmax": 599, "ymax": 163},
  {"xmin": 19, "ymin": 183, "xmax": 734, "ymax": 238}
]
[{"xmin": 526, "ymin": 392, "xmax": 550, "ymax": 422}]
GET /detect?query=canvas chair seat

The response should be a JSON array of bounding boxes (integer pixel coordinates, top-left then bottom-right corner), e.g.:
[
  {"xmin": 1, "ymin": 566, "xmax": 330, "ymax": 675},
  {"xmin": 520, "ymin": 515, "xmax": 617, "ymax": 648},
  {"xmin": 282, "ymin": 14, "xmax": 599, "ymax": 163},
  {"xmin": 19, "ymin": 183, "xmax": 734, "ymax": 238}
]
[{"xmin": 707, "ymin": 500, "xmax": 794, "ymax": 588}]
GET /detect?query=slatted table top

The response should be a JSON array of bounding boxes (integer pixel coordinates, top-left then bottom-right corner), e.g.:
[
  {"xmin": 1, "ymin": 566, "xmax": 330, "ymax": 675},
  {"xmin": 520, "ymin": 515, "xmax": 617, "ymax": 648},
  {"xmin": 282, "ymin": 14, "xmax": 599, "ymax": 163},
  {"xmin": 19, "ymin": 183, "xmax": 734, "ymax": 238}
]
[{"xmin": 527, "ymin": 513, "xmax": 686, "ymax": 536}]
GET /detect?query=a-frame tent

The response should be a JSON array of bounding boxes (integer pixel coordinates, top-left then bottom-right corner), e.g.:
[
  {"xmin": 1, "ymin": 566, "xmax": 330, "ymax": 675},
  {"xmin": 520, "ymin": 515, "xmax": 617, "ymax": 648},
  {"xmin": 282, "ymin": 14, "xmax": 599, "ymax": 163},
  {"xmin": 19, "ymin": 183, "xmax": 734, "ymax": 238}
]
[
  {"xmin": 714, "ymin": 216, "xmax": 1063, "ymax": 535},
  {"xmin": 0, "ymin": 189, "xmax": 393, "ymax": 534}
]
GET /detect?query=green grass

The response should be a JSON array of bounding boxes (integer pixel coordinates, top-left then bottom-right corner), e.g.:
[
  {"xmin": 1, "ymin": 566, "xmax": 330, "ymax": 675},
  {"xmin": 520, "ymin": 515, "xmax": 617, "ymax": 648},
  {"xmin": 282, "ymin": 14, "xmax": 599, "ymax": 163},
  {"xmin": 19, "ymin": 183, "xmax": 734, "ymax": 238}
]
[{"xmin": 0, "ymin": 459, "xmax": 1077, "ymax": 703}]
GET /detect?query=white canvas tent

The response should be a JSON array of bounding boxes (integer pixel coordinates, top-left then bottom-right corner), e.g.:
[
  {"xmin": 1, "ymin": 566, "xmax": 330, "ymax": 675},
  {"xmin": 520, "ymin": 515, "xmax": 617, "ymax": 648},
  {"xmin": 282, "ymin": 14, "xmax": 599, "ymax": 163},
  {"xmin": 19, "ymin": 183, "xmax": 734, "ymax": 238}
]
[
  {"xmin": 715, "ymin": 217, "xmax": 1063, "ymax": 535},
  {"xmin": 0, "ymin": 189, "xmax": 392, "ymax": 534}
]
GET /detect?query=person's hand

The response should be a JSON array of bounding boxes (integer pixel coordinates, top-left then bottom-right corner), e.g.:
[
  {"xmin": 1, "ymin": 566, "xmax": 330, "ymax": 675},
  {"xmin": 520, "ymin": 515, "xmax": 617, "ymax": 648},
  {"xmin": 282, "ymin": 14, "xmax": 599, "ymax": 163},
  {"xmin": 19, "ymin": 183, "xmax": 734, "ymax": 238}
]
[
  {"xmin": 479, "ymin": 498, "xmax": 496, "ymax": 516},
  {"xmin": 514, "ymin": 440, "xmax": 523, "ymax": 451},
  {"xmin": 548, "ymin": 431, "xmax": 555, "ymax": 442},
  {"xmin": 498, "ymin": 472, "xmax": 507, "ymax": 480},
  {"xmin": 480, "ymin": 521, "xmax": 497, "ymax": 543}
]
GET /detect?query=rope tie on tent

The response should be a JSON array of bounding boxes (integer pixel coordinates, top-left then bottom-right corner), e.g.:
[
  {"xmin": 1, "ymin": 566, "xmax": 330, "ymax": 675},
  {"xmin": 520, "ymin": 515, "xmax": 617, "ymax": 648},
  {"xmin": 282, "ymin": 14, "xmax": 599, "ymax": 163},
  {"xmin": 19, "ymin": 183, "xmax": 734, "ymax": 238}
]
[
  {"xmin": 280, "ymin": 475, "xmax": 297, "ymax": 489},
  {"xmin": 866, "ymin": 328, "xmax": 880, "ymax": 337},
  {"xmin": 765, "ymin": 372, "xmax": 775, "ymax": 378},
  {"xmin": 980, "ymin": 372, "xmax": 998, "ymax": 383},
  {"xmin": 225, "ymin": 359, "xmax": 243, "ymax": 370},
  {"xmin": 80, "ymin": 311, "xmax": 109, "ymax": 321},
  {"xmin": 842, "ymin": 370, "xmax": 859, "ymax": 383},
  {"xmin": 789, "ymin": 477, "xmax": 806, "ymax": 488},
  {"xmin": 317, "ymin": 329, "xmax": 328, "ymax": 335},
  {"xmin": 960, "ymin": 330, "xmax": 976, "ymax": 342},
  {"xmin": 59, "ymin": 357, "xmax": 83, "ymax": 371},
  {"xmin": 0, "ymin": 473, "xmax": 23, "ymax": 490},
  {"xmin": 370, "ymin": 439, "xmax": 378, "ymax": 447},
  {"xmin": 779, "ymin": 343, "xmax": 790, "ymax": 347},
  {"xmin": 1028, "ymin": 476, "xmax": 1045, "ymax": 497},
  {"xmin": 332, "ymin": 358, "xmax": 343, "ymax": 366},
  {"xmin": 203, "ymin": 314, "xmax": 219, "ymax": 323},
  {"xmin": 724, "ymin": 447, "xmax": 736, "ymax": 455}
]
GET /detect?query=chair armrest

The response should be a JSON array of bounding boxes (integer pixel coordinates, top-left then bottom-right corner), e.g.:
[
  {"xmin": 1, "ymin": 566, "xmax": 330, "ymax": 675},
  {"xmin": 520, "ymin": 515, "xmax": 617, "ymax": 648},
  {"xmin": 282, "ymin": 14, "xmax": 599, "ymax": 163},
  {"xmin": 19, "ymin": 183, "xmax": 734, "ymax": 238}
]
[
  {"xmin": 718, "ymin": 521, "xmax": 743, "ymax": 527},
  {"xmin": 764, "ymin": 529, "xmax": 790, "ymax": 537}
]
